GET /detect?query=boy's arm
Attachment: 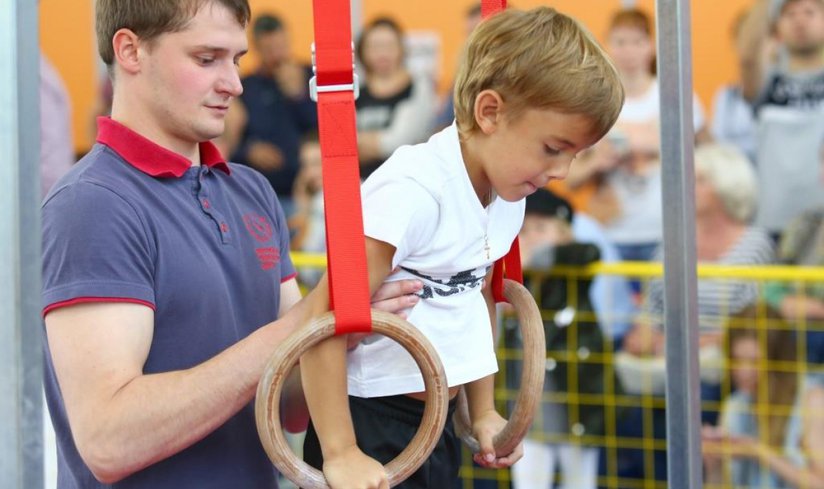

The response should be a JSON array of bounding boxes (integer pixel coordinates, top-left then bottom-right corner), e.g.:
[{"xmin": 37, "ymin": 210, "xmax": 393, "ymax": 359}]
[
  {"xmin": 299, "ymin": 237, "xmax": 397, "ymax": 488},
  {"xmin": 463, "ymin": 268, "xmax": 524, "ymax": 469}
]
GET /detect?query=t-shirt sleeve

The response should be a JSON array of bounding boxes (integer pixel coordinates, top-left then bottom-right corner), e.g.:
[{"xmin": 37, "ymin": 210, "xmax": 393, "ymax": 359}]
[
  {"xmin": 361, "ymin": 176, "xmax": 439, "ymax": 269},
  {"xmin": 42, "ymin": 182, "xmax": 156, "ymax": 315}
]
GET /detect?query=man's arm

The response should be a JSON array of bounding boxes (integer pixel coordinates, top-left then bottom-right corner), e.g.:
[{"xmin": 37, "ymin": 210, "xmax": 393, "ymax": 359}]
[{"xmin": 45, "ymin": 300, "xmax": 304, "ymax": 484}]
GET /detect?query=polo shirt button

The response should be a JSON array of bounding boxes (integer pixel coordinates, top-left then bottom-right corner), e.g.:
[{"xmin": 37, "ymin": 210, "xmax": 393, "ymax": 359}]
[{"xmin": 220, "ymin": 223, "xmax": 229, "ymax": 233}]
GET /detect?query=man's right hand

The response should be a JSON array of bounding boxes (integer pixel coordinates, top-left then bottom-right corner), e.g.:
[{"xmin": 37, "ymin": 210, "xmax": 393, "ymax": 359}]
[
  {"xmin": 323, "ymin": 446, "xmax": 389, "ymax": 489},
  {"xmin": 246, "ymin": 141, "xmax": 284, "ymax": 171}
]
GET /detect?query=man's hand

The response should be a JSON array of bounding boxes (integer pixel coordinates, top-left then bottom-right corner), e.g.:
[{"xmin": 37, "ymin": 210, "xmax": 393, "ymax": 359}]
[
  {"xmin": 247, "ymin": 141, "xmax": 284, "ymax": 171},
  {"xmin": 345, "ymin": 278, "xmax": 423, "ymax": 349},
  {"xmin": 323, "ymin": 445, "xmax": 389, "ymax": 489},
  {"xmin": 471, "ymin": 409, "xmax": 523, "ymax": 469}
]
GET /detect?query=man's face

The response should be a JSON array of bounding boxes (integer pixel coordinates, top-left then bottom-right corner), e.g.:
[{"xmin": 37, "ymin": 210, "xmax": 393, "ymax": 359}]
[
  {"xmin": 777, "ymin": 0, "xmax": 824, "ymax": 56},
  {"xmin": 255, "ymin": 30, "xmax": 290, "ymax": 72},
  {"xmin": 136, "ymin": 2, "xmax": 247, "ymax": 147}
]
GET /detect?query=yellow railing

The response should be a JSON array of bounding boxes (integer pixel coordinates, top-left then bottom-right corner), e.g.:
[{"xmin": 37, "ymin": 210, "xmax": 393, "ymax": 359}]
[{"xmin": 288, "ymin": 252, "xmax": 824, "ymax": 489}]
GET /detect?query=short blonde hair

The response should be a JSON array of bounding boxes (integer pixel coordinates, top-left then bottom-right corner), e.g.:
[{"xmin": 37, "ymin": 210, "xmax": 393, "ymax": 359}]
[
  {"xmin": 694, "ymin": 143, "xmax": 758, "ymax": 223},
  {"xmin": 454, "ymin": 7, "xmax": 624, "ymax": 140}
]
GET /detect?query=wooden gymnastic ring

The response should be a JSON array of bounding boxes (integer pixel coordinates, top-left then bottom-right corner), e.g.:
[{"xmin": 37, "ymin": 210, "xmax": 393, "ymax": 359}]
[
  {"xmin": 454, "ymin": 279, "xmax": 546, "ymax": 456},
  {"xmin": 255, "ymin": 310, "xmax": 449, "ymax": 489}
]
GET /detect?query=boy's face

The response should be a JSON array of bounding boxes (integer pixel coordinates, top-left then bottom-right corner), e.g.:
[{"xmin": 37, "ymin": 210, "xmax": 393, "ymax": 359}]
[
  {"xmin": 134, "ymin": 3, "xmax": 247, "ymax": 147},
  {"xmin": 777, "ymin": 0, "xmax": 824, "ymax": 56},
  {"xmin": 480, "ymin": 107, "xmax": 598, "ymax": 202}
]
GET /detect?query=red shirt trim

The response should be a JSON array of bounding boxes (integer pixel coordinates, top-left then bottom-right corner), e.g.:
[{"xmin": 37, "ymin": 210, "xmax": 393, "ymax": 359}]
[
  {"xmin": 96, "ymin": 117, "xmax": 231, "ymax": 178},
  {"xmin": 43, "ymin": 297, "xmax": 156, "ymax": 317}
]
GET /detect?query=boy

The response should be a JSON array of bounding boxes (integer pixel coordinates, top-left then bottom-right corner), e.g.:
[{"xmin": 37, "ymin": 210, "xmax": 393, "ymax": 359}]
[
  {"xmin": 300, "ymin": 7, "xmax": 625, "ymax": 489},
  {"xmin": 41, "ymin": 1, "xmax": 420, "ymax": 487}
]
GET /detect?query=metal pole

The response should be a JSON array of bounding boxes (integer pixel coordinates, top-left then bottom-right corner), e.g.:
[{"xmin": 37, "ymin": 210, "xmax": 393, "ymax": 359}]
[
  {"xmin": 0, "ymin": 1, "xmax": 43, "ymax": 488},
  {"xmin": 654, "ymin": 0, "xmax": 703, "ymax": 488}
]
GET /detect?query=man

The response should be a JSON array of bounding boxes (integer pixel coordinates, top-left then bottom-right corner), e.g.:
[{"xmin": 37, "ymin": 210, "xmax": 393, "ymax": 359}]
[
  {"xmin": 41, "ymin": 2, "xmax": 420, "ymax": 487},
  {"xmin": 222, "ymin": 14, "xmax": 316, "ymax": 219},
  {"xmin": 740, "ymin": 0, "xmax": 824, "ymax": 236}
]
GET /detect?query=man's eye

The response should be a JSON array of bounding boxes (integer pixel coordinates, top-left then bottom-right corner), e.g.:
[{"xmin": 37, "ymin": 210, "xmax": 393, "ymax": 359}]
[
  {"xmin": 545, "ymin": 146, "xmax": 561, "ymax": 156},
  {"xmin": 197, "ymin": 56, "xmax": 215, "ymax": 65}
]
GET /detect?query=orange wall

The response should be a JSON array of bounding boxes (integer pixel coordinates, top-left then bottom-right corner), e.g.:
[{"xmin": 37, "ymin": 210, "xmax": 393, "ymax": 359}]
[{"xmin": 41, "ymin": 0, "xmax": 753, "ymax": 153}]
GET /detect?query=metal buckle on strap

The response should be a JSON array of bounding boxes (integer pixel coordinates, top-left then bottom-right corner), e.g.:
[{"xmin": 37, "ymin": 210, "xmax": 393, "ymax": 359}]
[{"xmin": 308, "ymin": 42, "xmax": 360, "ymax": 102}]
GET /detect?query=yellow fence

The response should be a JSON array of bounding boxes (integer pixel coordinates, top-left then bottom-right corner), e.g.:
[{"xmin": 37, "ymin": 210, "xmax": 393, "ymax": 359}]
[{"xmin": 289, "ymin": 253, "xmax": 824, "ymax": 489}]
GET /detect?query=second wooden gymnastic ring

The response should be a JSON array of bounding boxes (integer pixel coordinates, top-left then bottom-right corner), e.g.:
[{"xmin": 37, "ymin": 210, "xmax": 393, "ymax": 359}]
[
  {"xmin": 255, "ymin": 309, "xmax": 449, "ymax": 488},
  {"xmin": 454, "ymin": 279, "xmax": 546, "ymax": 456}
]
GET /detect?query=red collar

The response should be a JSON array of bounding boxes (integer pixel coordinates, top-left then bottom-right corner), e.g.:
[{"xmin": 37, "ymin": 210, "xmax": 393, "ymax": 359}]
[{"xmin": 96, "ymin": 117, "xmax": 231, "ymax": 178}]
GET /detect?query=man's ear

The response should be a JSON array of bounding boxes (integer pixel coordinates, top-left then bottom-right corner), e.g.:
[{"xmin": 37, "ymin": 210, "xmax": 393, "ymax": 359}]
[
  {"xmin": 112, "ymin": 28, "xmax": 143, "ymax": 75},
  {"xmin": 473, "ymin": 89, "xmax": 505, "ymax": 135}
]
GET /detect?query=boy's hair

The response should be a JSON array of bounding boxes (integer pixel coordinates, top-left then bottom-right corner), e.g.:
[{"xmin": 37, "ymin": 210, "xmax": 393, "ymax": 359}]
[
  {"xmin": 96, "ymin": 0, "xmax": 251, "ymax": 68},
  {"xmin": 453, "ymin": 7, "xmax": 624, "ymax": 140}
]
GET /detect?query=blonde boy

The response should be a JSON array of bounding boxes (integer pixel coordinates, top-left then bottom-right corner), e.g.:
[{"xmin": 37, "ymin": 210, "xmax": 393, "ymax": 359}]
[{"xmin": 300, "ymin": 7, "xmax": 624, "ymax": 489}]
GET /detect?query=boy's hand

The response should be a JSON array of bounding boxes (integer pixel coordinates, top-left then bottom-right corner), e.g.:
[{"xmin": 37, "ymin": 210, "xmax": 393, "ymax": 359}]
[
  {"xmin": 471, "ymin": 409, "xmax": 523, "ymax": 469},
  {"xmin": 323, "ymin": 446, "xmax": 389, "ymax": 489}
]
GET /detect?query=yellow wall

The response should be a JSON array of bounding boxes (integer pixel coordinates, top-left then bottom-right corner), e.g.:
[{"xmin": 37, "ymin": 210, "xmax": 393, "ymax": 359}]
[{"xmin": 41, "ymin": 0, "xmax": 753, "ymax": 153}]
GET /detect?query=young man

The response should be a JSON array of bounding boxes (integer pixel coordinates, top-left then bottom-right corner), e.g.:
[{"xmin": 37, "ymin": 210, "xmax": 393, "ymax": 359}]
[
  {"xmin": 41, "ymin": 1, "xmax": 420, "ymax": 487},
  {"xmin": 740, "ymin": 0, "xmax": 824, "ymax": 236}
]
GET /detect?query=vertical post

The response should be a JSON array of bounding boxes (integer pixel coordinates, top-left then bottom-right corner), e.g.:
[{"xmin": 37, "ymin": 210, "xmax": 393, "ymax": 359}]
[
  {"xmin": 0, "ymin": 1, "xmax": 43, "ymax": 488},
  {"xmin": 654, "ymin": 0, "xmax": 702, "ymax": 488}
]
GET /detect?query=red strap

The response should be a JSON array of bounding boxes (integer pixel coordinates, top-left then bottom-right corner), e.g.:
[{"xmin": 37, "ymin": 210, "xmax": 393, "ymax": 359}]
[
  {"xmin": 481, "ymin": 0, "xmax": 507, "ymax": 18},
  {"xmin": 480, "ymin": 0, "xmax": 521, "ymax": 304},
  {"xmin": 313, "ymin": 0, "xmax": 372, "ymax": 334}
]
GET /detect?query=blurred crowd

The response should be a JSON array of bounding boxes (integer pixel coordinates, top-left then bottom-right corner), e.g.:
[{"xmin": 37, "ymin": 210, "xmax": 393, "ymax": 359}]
[{"xmin": 41, "ymin": 0, "xmax": 824, "ymax": 487}]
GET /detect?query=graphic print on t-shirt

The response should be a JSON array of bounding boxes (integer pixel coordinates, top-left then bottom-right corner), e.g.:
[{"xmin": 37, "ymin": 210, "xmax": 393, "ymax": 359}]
[{"xmin": 401, "ymin": 266, "xmax": 491, "ymax": 299}]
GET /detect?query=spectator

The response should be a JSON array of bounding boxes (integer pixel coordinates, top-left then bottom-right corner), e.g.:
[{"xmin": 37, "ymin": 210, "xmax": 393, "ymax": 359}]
[
  {"xmin": 710, "ymin": 9, "xmax": 768, "ymax": 163},
  {"xmin": 513, "ymin": 188, "xmax": 625, "ymax": 489},
  {"xmin": 289, "ymin": 136, "xmax": 326, "ymax": 287},
  {"xmin": 564, "ymin": 8, "xmax": 710, "ymax": 262},
  {"xmin": 740, "ymin": 0, "xmax": 824, "ymax": 237},
  {"xmin": 355, "ymin": 17, "xmax": 437, "ymax": 179},
  {"xmin": 703, "ymin": 305, "xmax": 824, "ymax": 489},
  {"xmin": 224, "ymin": 14, "xmax": 317, "ymax": 218},
  {"xmin": 764, "ymin": 200, "xmax": 824, "ymax": 364},
  {"xmin": 40, "ymin": 54, "xmax": 74, "ymax": 198}
]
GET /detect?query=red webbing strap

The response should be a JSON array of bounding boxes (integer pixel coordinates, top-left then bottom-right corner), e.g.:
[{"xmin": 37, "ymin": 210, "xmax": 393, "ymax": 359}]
[
  {"xmin": 313, "ymin": 0, "xmax": 372, "ymax": 334},
  {"xmin": 481, "ymin": 0, "xmax": 507, "ymax": 18},
  {"xmin": 481, "ymin": 0, "xmax": 521, "ymax": 304}
]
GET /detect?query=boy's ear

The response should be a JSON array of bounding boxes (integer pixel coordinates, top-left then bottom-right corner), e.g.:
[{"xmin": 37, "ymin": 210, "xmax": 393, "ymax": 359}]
[
  {"xmin": 112, "ymin": 28, "xmax": 143, "ymax": 75},
  {"xmin": 474, "ymin": 89, "xmax": 505, "ymax": 135}
]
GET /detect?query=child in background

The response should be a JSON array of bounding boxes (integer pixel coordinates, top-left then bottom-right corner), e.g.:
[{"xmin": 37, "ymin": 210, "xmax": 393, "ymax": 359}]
[{"xmin": 300, "ymin": 7, "xmax": 625, "ymax": 489}]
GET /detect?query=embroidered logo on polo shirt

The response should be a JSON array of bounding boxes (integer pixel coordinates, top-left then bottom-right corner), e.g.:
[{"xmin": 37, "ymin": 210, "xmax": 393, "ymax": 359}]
[
  {"xmin": 243, "ymin": 214, "xmax": 274, "ymax": 242},
  {"xmin": 255, "ymin": 247, "xmax": 281, "ymax": 271},
  {"xmin": 243, "ymin": 213, "xmax": 279, "ymax": 270}
]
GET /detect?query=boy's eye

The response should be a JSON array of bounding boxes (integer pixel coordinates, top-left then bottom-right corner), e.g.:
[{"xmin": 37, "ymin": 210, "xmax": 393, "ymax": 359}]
[{"xmin": 544, "ymin": 145, "xmax": 561, "ymax": 156}]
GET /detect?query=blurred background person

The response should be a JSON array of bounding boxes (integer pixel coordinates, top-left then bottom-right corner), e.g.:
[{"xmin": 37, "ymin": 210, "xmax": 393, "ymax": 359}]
[
  {"xmin": 703, "ymin": 305, "xmax": 824, "ymax": 489},
  {"xmin": 513, "ymin": 189, "xmax": 623, "ymax": 489},
  {"xmin": 740, "ymin": 0, "xmax": 824, "ymax": 240},
  {"xmin": 355, "ymin": 17, "xmax": 437, "ymax": 179},
  {"xmin": 222, "ymin": 14, "xmax": 317, "ymax": 218},
  {"xmin": 40, "ymin": 53, "xmax": 74, "ymax": 198},
  {"xmin": 563, "ymin": 8, "xmax": 710, "ymax": 264}
]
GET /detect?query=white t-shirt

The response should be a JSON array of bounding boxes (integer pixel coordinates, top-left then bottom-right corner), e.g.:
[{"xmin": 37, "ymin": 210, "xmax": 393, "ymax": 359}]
[{"xmin": 349, "ymin": 123, "xmax": 525, "ymax": 397}]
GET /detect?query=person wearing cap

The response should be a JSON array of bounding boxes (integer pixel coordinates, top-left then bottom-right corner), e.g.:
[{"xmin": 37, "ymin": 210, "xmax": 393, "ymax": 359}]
[{"xmin": 514, "ymin": 188, "xmax": 630, "ymax": 489}]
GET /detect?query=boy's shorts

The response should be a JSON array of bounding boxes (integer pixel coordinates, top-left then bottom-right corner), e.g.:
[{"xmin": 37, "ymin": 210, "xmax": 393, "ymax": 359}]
[{"xmin": 303, "ymin": 394, "xmax": 460, "ymax": 489}]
